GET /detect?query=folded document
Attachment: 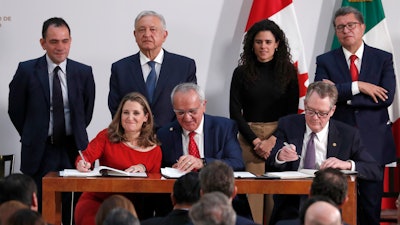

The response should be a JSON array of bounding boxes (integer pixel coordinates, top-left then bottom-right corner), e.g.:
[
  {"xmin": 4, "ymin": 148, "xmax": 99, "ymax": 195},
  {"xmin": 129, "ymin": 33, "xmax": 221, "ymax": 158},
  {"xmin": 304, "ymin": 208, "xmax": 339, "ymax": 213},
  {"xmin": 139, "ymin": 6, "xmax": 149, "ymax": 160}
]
[{"xmin": 60, "ymin": 166, "xmax": 147, "ymax": 177}]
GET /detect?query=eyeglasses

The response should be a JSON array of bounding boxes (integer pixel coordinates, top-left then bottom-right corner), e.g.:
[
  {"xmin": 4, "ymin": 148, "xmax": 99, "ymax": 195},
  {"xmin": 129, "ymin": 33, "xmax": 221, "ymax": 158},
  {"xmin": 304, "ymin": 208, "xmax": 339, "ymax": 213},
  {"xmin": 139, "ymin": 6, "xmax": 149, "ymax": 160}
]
[
  {"xmin": 174, "ymin": 107, "xmax": 201, "ymax": 117},
  {"xmin": 335, "ymin": 22, "xmax": 360, "ymax": 32},
  {"xmin": 304, "ymin": 108, "xmax": 331, "ymax": 118}
]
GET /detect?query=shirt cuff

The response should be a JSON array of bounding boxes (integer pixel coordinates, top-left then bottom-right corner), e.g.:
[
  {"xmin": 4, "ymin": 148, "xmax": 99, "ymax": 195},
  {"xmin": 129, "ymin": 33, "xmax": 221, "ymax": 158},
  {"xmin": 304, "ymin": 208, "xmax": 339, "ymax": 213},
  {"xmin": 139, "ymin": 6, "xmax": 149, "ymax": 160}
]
[
  {"xmin": 352, "ymin": 81, "xmax": 360, "ymax": 95},
  {"xmin": 347, "ymin": 160, "xmax": 356, "ymax": 171}
]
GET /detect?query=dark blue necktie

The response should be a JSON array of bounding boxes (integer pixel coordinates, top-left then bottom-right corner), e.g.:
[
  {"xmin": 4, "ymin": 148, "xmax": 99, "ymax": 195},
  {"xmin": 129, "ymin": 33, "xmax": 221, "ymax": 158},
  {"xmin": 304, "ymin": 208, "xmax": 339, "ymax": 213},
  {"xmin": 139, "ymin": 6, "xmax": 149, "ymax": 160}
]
[
  {"xmin": 303, "ymin": 132, "xmax": 316, "ymax": 169},
  {"xmin": 146, "ymin": 61, "xmax": 157, "ymax": 103},
  {"xmin": 52, "ymin": 66, "xmax": 66, "ymax": 145}
]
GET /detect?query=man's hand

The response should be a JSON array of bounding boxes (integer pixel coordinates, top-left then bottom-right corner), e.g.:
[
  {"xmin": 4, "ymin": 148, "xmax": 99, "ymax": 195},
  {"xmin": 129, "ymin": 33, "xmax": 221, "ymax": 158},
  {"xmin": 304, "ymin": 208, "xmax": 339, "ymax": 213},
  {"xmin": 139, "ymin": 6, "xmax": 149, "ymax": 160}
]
[
  {"xmin": 358, "ymin": 81, "xmax": 388, "ymax": 103},
  {"xmin": 277, "ymin": 143, "xmax": 299, "ymax": 162},
  {"xmin": 173, "ymin": 155, "xmax": 203, "ymax": 172},
  {"xmin": 320, "ymin": 157, "xmax": 351, "ymax": 170}
]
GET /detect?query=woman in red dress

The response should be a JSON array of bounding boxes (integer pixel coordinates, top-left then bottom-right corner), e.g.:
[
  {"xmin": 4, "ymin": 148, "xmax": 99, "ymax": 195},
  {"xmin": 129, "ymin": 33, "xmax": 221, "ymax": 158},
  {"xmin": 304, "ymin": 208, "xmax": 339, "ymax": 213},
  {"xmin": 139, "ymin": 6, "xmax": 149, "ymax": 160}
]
[{"xmin": 74, "ymin": 92, "xmax": 161, "ymax": 225}]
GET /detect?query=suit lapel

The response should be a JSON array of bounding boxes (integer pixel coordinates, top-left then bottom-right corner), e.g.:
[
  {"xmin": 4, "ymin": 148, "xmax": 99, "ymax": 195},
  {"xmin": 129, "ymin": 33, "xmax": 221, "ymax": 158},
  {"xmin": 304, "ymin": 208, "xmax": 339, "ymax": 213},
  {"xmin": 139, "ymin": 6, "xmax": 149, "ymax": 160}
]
[
  {"xmin": 66, "ymin": 59, "xmax": 77, "ymax": 107},
  {"xmin": 131, "ymin": 54, "xmax": 148, "ymax": 98},
  {"xmin": 333, "ymin": 49, "xmax": 352, "ymax": 82},
  {"xmin": 36, "ymin": 56, "xmax": 50, "ymax": 105},
  {"xmin": 172, "ymin": 123, "xmax": 184, "ymax": 158},
  {"xmin": 202, "ymin": 115, "xmax": 213, "ymax": 157},
  {"xmin": 153, "ymin": 50, "xmax": 170, "ymax": 103},
  {"xmin": 327, "ymin": 121, "xmax": 341, "ymax": 157}
]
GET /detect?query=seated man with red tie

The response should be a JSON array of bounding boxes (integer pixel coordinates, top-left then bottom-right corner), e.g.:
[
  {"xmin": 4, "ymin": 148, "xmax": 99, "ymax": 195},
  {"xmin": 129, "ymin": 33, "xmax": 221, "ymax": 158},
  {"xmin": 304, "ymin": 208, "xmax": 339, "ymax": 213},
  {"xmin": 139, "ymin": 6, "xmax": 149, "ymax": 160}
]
[
  {"xmin": 265, "ymin": 81, "xmax": 381, "ymax": 225},
  {"xmin": 156, "ymin": 82, "xmax": 250, "ymax": 219}
]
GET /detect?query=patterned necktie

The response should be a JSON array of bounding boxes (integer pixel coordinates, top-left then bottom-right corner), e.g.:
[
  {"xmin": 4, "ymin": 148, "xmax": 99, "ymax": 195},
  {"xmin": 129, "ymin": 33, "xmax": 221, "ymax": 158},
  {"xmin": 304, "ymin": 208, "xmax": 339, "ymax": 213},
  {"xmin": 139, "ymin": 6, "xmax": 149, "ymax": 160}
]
[
  {"xmin": 188, "ymin": 131, "xmax": 200, "ymax": 158},
  {"xmin": 52, "ymin": 66, "xmax": 66, "ymax": 145},
  {"xmin": 303, "ymin": 132, "xmax": 316, "ymax": 169},
  {"xmin": 146, "ymin": 61, "xmax": 157, "ymax": 103},
  {"xmin": 350, "ymin": 55, "xmax": 359, "ymax": 81}
]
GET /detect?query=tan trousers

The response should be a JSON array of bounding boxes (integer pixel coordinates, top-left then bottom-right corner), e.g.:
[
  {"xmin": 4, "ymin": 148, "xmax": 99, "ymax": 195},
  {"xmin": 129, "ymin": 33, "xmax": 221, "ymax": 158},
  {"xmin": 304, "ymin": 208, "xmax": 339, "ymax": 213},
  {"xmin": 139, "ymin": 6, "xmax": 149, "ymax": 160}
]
[{"xmin": 239, "ymin": 122, "xmax": 278, "ymax": 225}]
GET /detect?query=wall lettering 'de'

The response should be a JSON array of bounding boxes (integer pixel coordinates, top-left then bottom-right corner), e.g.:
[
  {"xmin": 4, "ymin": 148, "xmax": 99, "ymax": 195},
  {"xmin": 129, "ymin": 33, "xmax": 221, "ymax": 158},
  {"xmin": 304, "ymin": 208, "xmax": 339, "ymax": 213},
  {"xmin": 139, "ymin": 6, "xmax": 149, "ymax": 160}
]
[{"xmin": 0, "ymin": 16, "xmax": 12, "ymax": 28}]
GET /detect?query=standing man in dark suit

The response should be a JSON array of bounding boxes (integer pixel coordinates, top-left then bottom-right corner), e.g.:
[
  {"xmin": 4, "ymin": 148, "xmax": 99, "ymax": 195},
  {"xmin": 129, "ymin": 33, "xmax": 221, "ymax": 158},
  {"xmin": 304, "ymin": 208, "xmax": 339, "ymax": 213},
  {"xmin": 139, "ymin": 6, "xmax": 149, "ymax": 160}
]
[
  {"xmin": 108, "ymin": 10, "xmax": 197, "ymax": 129},
  {"xmin": 157, "ymin": 83, "xmax": 250, "ymax": 219},
  {"xmin": 8, "ymin": 17, "xmax": 95, "ymax": 225},
  {"xmin": 266, "ymin": 82, "xmax": 381, "ymax": 224},
  {"xmin": 314, "ymin": 6, "xmax": 396, "ymax": 225}
]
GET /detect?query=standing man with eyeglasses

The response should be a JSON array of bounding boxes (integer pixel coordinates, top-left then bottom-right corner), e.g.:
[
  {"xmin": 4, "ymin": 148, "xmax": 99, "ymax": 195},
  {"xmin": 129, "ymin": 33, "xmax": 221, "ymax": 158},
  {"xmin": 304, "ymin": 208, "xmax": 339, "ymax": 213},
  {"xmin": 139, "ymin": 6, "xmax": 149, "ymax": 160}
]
[
  {"xmin": 108, "ymin": 10, "xmax": 197, "ymax": 130},
  {"xmin": 265, "ymin": 81, "xmax": 381, "ymax": 224},
  {"xmin": 157, "ymin": 83, "xmax": 253, "ymax": 221},
  {"xmin": 315, "ymin": 6, "xmax": 396, "ymax": 225}
]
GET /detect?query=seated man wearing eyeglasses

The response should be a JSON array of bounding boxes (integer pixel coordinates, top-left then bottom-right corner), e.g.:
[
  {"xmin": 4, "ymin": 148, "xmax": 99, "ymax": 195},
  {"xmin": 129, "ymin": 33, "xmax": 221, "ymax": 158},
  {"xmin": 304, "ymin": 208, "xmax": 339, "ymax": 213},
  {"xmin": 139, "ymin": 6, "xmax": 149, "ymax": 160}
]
[
  {"xmin": 266, "ymin": 81, "xmax": 381, "ymax": 225},
  {"xmin": 156, "ymin": 82, "xmax": 253, "ymax": 221}
]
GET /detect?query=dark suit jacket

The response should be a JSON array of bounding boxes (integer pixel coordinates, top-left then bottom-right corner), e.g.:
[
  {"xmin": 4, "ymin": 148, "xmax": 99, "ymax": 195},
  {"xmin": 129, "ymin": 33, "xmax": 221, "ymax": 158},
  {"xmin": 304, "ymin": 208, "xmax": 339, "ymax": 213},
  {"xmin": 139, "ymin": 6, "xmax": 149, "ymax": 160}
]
[
  {"xmin": 315, "ymin": 44, "xmax": 396, "ymax": 165},
  {"xmin": 108, "ymin": 49, "xmax": 196, "ymax": 128},
  {"xmin": 266, "ymin": 114, "xmax": 381, "ymax": 180},
  {"xmin": 265, "ymin": 114, "xmax": 381, "ymax": 224},
  {"xmin": 184, "ymin": 215, "xmax": 258, "ymax": 225},
  {"xmin": 157, "ymin": 114, "xmax": 245, "ymax": 171},
  {"xmin": 8, "ymin": 55, "xmax": 95, "ymax": 174},
  {"xmin": 141, "ymin": 209, "xmax": 191, "ymax": 225}
]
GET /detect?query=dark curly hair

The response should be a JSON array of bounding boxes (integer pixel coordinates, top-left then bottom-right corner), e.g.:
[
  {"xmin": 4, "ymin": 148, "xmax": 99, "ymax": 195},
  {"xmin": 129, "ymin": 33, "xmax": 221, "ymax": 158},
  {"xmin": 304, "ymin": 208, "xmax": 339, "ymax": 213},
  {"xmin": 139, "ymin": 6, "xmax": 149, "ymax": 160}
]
[{"xmin": 239, "ymin": 19, "xmax": 297, "ymax": 91}]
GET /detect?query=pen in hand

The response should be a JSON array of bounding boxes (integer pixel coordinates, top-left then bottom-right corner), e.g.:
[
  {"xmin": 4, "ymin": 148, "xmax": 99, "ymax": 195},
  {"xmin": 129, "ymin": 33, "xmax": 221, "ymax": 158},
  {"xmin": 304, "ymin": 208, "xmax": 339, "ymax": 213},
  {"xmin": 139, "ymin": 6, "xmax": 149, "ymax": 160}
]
[
  {"xmin": 78, "ymin": 150, "xmax": 89, "ymax": 170},
  {"xmin": 283, "ymin": 142, "xmax": 302, "ymax": 160}
]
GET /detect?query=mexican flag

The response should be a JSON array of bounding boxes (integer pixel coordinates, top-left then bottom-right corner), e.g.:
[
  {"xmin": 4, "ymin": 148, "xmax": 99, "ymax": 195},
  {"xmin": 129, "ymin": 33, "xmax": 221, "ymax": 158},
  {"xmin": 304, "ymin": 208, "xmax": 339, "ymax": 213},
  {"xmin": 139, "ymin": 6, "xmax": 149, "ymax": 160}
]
[
  {"xmin": 333, "ymin": 0, "xmax": 399, "ymax": 212},
  {"xmin": 245, "ymin": 0, "xmax": 309, "ymax": 113}
]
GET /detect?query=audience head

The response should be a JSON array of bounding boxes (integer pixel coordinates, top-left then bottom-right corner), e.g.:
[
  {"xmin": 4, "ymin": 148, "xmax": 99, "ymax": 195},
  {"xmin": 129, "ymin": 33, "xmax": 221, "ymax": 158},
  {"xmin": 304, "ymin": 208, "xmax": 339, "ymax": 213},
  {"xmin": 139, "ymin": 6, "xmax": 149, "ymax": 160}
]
[
  {"xmin": 0, "ymin": 200, "xmax": 29, "ymax": 225},
  {"xmin": 5, "ymin": 208, "xmax": 46, "ymax": 225},
  {"xmin": 333, "ymin": 6, "xmax": 365, "ymax": 51},
  {"xmin": 102, "ymin": 208, "xmax": 139, "ymax": 225},
  {"xmin": 171, "ymin": 83, "xmax": 207, "ymax": 132},
  {"xmin": 133, "ymin": 10, "xmax": 168, "ymax": 57},
  {"xmin": 310, "ymin": 168, "xmax": 348, "ymax": 206},
  {"xmin": 95, "ymin": 194, "xmax": 137, "ymax": 225},
  {"xmin": 0, "ymin": 173, "xmax": 38, "ymax": 211},
  {"xmin": 300, "ymin": 196, "xmax": 341, "ymax": 225},
  {"xmin": 172, "ymin": 171, "xmax": 201, "ymax": 207},
  {"xmin": 199, "ymin": 160, "xmax": 236, "ymax": 200},
  {"xmin": 304, "ymin": 81, "xmax": 337, "ymax": 133},
  {"xmin": 189, "ymin": 192, "xmax": 236, "ymax": 225},
  {"xmin": 40, "ymin": 17, "xmax": 71, "ymax": 65},
  {"xmin": 108, "ymin": 92, "xmax": 158, "ymax": 146}
]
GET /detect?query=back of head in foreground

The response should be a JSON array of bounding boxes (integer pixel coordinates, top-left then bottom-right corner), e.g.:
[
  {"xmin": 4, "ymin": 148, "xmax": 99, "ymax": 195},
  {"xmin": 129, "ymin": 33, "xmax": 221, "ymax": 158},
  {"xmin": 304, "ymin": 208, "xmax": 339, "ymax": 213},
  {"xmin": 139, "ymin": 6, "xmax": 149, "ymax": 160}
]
[
  {"xmin": 189, "ymin": 192, "xmax": 236, "ymax": 225},
  {"xmin": 172, "ymin": 171, "xmax": 200, "ymax": 207},
  {"xmin": 300, "ymin": 196, "xmax": 341, "ymax": 225},
  {"xmin": 95, "ymin": 194, "xmax": 137, "ymax": 225},
  {"xmin": 199, "ymin": 160, "xmax": 235, "ymax": 198},
  {"xmin": 5, "ymin": 208, "xmax": 46, "ymax": 225},
  {"xmin": 310, "ymin": 168, "xmax": 348, "ymax": 206},
  {"xmin": 0, "ymin": 173, "xmax": 38, "ymax": 211},
  {"xmin": 102, "ymin": 208, "xmax": 139, "ymax": 225}
]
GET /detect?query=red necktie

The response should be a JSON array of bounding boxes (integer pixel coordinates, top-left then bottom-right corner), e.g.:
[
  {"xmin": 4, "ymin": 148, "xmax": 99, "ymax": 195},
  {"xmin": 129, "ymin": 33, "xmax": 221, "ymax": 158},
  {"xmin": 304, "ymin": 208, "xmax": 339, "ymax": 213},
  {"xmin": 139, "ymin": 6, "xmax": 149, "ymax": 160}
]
[
  {"xmin": 188, "ymin": 131, "xmax": 200, "ymax": 158},
  {"xmin": 350, "ymin": 55, "xmax": 359, "ymax": 81}
]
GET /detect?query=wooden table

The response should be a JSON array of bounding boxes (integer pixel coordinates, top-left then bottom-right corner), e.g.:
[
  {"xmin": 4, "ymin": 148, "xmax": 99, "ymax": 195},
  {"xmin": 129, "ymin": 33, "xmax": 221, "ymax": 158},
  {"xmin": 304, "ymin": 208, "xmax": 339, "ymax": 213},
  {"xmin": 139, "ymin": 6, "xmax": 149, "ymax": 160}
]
[{"xmin": 42, "ymin": 172, "xmax": 357, "ymax": 225}]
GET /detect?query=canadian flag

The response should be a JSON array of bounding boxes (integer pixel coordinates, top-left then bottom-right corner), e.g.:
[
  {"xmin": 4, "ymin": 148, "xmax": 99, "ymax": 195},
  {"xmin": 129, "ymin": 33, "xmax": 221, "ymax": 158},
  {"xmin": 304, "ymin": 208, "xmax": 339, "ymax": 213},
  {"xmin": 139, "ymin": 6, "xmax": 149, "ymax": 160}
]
[{"xmin": 245, "ymin": 0, "xmax": 309, "ymax": 113}]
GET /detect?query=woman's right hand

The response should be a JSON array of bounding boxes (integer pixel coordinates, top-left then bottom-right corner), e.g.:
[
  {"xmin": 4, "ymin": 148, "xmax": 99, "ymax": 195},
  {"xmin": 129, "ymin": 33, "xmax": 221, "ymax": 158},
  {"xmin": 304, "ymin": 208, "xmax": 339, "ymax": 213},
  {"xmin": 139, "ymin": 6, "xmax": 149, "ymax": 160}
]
[{"xmin": 76, "ymin": 160, "xmax": 91, "ymax": 172}]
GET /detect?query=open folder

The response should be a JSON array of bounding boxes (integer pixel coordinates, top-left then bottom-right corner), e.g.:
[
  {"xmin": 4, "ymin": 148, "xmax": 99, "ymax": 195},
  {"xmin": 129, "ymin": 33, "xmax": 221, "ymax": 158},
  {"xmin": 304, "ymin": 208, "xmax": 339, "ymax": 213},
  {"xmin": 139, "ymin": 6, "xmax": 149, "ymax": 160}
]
[{"xmin": 60, "ymin": 166, "xmax": 147, "ymax": 177}]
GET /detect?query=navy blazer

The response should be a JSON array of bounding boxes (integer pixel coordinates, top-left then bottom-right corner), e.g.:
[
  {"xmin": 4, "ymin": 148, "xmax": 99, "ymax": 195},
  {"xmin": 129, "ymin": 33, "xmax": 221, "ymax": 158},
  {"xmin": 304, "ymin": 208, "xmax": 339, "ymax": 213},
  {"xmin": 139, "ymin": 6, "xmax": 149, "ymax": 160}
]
[
  {"xmin": 157, "ymin": 114, "xmax": 245, "ymax": 171},
  {"xmin": 108, "ymin": 50, "xmax": 196, "ymax": 128},
  {"xmin": 266, "ymin": 114, "xmax": 381, "ymax": 181},
  {"xmin": 8, "ymin": 55, "xmax": 95, "ymax": 174},
  {"xmin": 315, "ymin": 44, "xmax": 396, "ymax": 165}
]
